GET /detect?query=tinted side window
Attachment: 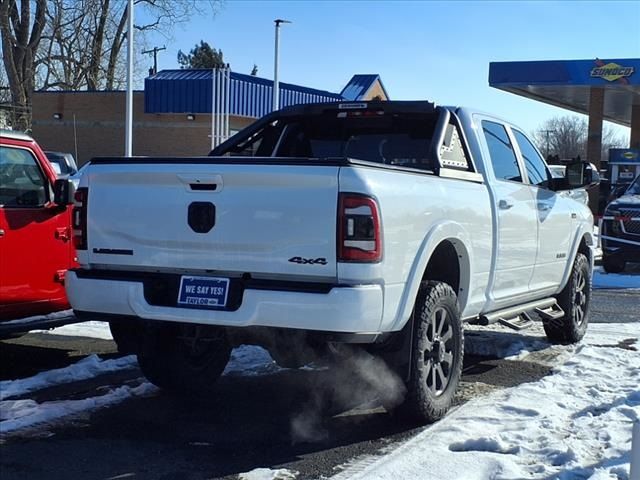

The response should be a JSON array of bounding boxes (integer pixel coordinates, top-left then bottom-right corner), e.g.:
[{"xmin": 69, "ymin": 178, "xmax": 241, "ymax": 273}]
[
  {"xmin": 513, "ymin": 130, "xmax": 549, "ymax": 187},
  {"xmin": 0, "ymin": 146, "xmax": 48, "ymax": 207},
  {"xmin": 482, "ymin": 120, "xmax": 522, "ymax": 182}
]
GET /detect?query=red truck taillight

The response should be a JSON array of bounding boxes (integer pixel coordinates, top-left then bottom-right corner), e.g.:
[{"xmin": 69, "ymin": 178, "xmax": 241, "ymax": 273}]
[
  {"xmin": 73, "ymin": 187, "xmax": 88, "ymax": 250},
  {"xmin": 337, "ymin": 193, "xmax": 382, "ymax": 263}
]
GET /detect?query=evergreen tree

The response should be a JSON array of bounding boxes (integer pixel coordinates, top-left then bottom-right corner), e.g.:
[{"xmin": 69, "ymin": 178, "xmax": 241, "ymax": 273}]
[{"xmin": 177, "ymin": 41, "xmax": 226, "ymax": 69}]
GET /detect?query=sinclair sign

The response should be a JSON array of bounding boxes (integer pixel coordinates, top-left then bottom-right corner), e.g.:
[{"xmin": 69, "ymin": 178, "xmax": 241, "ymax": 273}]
[{"xmin": 590, "ymin": 59, "xmax": 635, "ymax": 82}]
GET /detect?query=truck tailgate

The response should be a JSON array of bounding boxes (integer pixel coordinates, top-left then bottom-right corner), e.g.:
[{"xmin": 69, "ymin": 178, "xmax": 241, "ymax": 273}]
[{"xmin": 85, "ymin": 161, "xmax": 339, "ymax": 280}]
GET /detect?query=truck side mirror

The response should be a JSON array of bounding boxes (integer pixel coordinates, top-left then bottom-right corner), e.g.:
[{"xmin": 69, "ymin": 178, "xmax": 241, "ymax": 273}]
[
  {"xmin": 53, "ymin": 178, "xmax": 76, "ymax": 206},
  {"xmin": 551, "ymin": 161, "xmax": 600, "ymax": 191},
  {"xmin": 566, "ymin": 161, "xmax": 599, "ymax": 189}
]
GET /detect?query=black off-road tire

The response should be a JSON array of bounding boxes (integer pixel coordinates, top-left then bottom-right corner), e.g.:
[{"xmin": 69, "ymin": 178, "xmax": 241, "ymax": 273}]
[
  {"xmin": 403, "ymin": 281, "xmax": 464, "ymax": 423},
  {"xmin": 602, "ymin": 255, "xmax": 625, "ymax": 274},
  {"xmin": 545, "ymin": 253, "xmax": 591, "ymax": 343},
  {"xmin": 137, "ymin": 323, "xmax": 231, "ymax": 395}
]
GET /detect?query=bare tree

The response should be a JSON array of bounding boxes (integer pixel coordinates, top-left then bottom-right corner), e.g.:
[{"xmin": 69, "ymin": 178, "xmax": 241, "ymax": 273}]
[
  {"xmin": 532, "ymin": 115, "xmax": 628, "ymax": 163},
  {"xmin": 0, "ymin": 0, "xmax": 46, "ymax": 131},
  {"xmin": 39, "ymin": 0, "xmax": 221, "ymax": 92},
  {"xmin": 601, "ymin": 124, "xmax": 629, "ymax": 160},
  {"xmin": 532, "ymin": 116, "xmax": 587, "ymax": 162}
]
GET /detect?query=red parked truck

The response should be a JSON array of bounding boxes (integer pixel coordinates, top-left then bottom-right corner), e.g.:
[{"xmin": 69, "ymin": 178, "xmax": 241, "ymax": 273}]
[{"xmin": 0, "ymin": 130, "xmax": 77, "ymax": 335}]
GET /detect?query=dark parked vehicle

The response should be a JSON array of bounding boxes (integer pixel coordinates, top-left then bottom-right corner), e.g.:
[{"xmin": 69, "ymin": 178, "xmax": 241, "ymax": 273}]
[
  {"xmin": 600, "ymin": 175, "xmax": 640, "ymax": 273},
  {"xmin": 44, "ymin": 151, "xmax": 78, "ymax": 176}
]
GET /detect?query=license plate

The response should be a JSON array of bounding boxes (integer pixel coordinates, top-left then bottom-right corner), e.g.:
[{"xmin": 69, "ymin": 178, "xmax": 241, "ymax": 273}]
[{"xmin": 177, "ymin": 276, "xmax": 229, "ymax": 308}]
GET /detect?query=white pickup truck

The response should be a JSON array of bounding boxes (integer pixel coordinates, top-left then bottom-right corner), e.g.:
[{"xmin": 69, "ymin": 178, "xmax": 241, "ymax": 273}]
[{"xmin": 63, "ymin": 101, "xmax": 598, "ymax": 422}]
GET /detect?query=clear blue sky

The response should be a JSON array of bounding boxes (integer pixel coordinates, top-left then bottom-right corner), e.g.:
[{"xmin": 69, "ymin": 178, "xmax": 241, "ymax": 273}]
[{"xmin": 143, "ymin": 0, "xmax": 640, "ymax": 137}]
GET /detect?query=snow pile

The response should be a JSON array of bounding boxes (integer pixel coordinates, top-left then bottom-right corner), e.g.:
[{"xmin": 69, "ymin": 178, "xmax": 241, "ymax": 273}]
[
  {"xmin": 37, "ymin": 320, "xmax": 114, "ymax": 339},
  {"xmin": 333, "ymin": 323, "xmax": 640, "ymax": 480},
  {"xmin": 238, "ymin": 467, "xmax": 299, "ymax": 480},
  {"xmin": 593, "ymin": 266, "xmax": 640, "ymax": 290},
  {"xmin": 223, "ymin": 345, "xmax": 283, "ymax": 376},
  {"xmin": 0, "ymin": 354, "xmax": 137, "ymax": 401},
  {"xmin": 0, "ymin": 382, "xmax": 157, "ymax": 434}
]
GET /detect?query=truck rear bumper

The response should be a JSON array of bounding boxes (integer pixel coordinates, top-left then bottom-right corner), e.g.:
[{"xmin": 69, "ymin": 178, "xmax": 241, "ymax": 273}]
[{"xmin": 66, "ymin": 271, "xmax": 383, "ymax": 334}]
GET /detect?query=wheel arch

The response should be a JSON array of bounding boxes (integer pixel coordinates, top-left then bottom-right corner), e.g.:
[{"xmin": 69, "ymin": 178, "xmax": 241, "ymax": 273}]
[
  {"xmin": 557, "ymin": 228, "xmax": 595, "ymax": 293},
  {"xmin": 391, "ymin": 222, "xmax": 472, "ymax": 332}
]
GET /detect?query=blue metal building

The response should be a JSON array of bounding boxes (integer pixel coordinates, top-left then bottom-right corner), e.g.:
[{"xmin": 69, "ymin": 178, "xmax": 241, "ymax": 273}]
[{"xmin": 144, "ymin": 70, "xmax": 389, "ymax": 117}]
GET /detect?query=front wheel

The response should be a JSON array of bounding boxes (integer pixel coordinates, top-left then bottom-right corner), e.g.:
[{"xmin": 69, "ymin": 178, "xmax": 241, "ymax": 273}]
[
  {"xmin": 402, "ymin": 281, "xmax": 463, "ymax": 423},
  {"xmin": 544, "ymin": 253, "xmax": 591, "ymax": 343}
]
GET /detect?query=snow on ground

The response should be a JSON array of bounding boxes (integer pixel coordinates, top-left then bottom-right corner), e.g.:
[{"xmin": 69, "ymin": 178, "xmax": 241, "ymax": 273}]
[
  {"xmin": 0, "ymin": 382, "xmax": 157, "ymax": 434},
  {"xmin": 238, "ymin": 467, "xmax": 299, "ymax": 480},
  {"xmin": 593, "ymin": 265, "xmax": 640, "ymax": 290},
  {"xmin": 35, "ymin": 319, "xmax": 114, "ymax": 339},
  {"xmin": 332, "ymin": 322, "xmax": 640, "ymax": 480},
  {"xmin": 0, "ymin": 325, "xmax": 282, "ymax": 436},
  {"xmin": 223, "ymin": 345, "xmax": 283, "ymax": 376},
  {"xmin": 0, "ymin": 354, "xmax": 137, "ymax": 401}
]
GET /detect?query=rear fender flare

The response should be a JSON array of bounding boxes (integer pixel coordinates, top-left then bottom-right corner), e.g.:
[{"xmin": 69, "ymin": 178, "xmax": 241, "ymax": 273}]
[{"xmin": 391, "ymin": 221, "xmax": 472, "ymax": 331}]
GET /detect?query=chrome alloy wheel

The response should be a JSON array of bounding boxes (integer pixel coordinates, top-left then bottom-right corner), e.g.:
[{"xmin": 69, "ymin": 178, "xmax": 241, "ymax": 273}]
[
  {"xmin": 422, "ymin": 307, "xmax": 455, "ymax": 396},
  {"xmin": 573, "ymin": 269, "xmax": 587, "ymax": 328}
]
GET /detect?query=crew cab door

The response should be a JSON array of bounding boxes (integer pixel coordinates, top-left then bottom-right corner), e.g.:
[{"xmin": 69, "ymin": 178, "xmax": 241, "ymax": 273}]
[
  {"xmin": 478, "ymin": 119, "xmax": 538, "ymax": 310},
  {"xmin": 0, "ymin": 144, "xmax": 72, "ymax": 319},
  {"xmin": 510, "ymin": 129, "xmax": 574, "ymax": 291}
]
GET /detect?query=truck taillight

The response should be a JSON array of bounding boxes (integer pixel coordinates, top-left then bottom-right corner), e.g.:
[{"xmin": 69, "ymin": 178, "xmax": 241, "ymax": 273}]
[
  {"xmin": 73, "ymin": 187, "xmax": 88, "ymax": 250},
  {"xmin": 337, "ymin": 193, "xmax": 382, "ymax": 263}
]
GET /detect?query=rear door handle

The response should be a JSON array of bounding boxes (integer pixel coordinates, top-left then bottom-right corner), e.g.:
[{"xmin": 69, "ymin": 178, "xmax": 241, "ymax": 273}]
[
  {"xmin": 0, "ymin": 229, "xmax": 4, "ymax": 237},
  {"xmin": 498, "ymin": 200, "xmax": 513, "ymax": 210},
  {"xmin": 538, "ymin": 203, "xmax": 551, "ymax": 212}
]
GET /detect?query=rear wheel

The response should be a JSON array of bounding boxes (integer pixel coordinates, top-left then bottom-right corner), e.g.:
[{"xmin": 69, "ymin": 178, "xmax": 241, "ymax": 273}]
[
  {"xmin": 137, "ymin": 323, "xmax": 231, "ymax": 395},
  {"xmin": 545, "ymin": 253, "xmax": 591, "ymax": 343},
  {"xmin": 109, "ymin": 318, "xmax": 143, "ymax": 354},
  {"xmin": 402, "ymin": 281, "xmax": 463, "ymax": 423}
]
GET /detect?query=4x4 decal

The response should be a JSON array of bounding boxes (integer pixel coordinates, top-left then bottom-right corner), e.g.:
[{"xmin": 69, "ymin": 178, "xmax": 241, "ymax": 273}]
[{"xmin": 288, "ymin": 256, "xmax": 328, "ymax": 265}]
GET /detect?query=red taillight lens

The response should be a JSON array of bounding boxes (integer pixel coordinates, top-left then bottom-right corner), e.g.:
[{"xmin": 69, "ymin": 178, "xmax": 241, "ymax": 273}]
[
  {"xmin": 73, "ymin": 187, "xmax": 88, "ymax": 250},
  {"xmin": 337, "ymin": 193, "xmax": 382, "ymax": 263}
]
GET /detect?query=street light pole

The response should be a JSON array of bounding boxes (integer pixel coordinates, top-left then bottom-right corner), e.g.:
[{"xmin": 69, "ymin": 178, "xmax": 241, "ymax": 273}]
[
  {"xmin": 273, "ymin": 19, "xmax": 291, "ymax": 112},
  {"xmin": 125, "ymin": 0, "xmax": 134, "ymax": 156}
]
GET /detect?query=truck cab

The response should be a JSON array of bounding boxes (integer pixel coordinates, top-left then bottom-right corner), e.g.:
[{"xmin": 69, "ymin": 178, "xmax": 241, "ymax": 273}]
[{"xmin": 0, "ymin": 130, "xmax": 77, "ymax": 333}]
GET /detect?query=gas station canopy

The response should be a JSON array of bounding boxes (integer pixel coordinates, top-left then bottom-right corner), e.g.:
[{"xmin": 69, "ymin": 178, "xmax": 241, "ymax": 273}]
[{"xmin": 489, "ymin": 58, "xmax": 640, "ymax": 127}]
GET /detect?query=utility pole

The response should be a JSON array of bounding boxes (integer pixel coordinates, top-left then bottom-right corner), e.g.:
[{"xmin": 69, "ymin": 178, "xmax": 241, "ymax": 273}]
[
  {"xmin": 273, "ymin": 19, "xmax": 291, "ymax": 112},
  {"xmin": 142, "ymin": 46, "xmax": 166, "ymax": 75},
  {"xmin": 542, "ymin": 129, "xmax": 554, "ymax": 160}
]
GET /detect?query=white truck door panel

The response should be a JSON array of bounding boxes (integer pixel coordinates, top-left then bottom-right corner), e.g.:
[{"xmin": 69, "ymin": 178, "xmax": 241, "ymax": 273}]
[
  {"xmin": 529, "ymin": 189, "xmax": 574, "ymax": 289},
  {"xmin": 477, "ymin": 118, "xmax": 538, "ymax": 309},
  {"xmin": 509, "ymin": 128, "xmax": 575, "ymax": 291},
  {"xmin": 490, "ymin": 181, "xmax": 538, "ymax": 303}
]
